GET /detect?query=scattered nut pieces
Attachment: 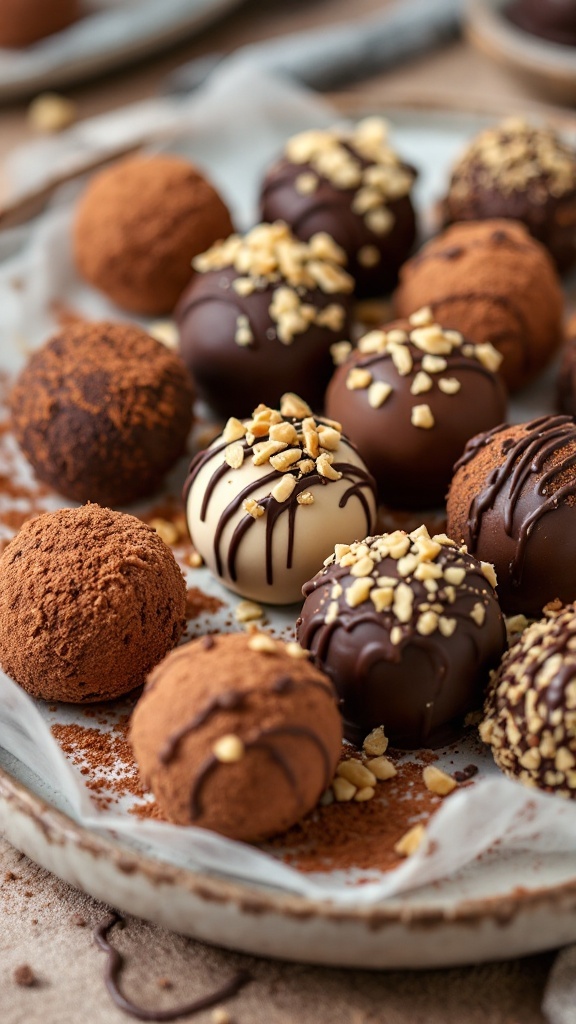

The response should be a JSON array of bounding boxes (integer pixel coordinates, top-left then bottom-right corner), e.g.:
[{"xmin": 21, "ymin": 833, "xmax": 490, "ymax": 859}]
[
  {"xmin": 411, "ymin": 404, "xmax": 435, "ymax": 429},
  {"xmin": 148, "ymin": 321, "xmax": 178, "ymax": 350},
  {"xmin": 333, "ymin": 776, "xmax": 357, "ymax": 802},
  {"xmin": 363, "ymin": 726, "xmax": 388, "ymax": 757},
  {"xmin": 337, "ymin": 759, "xmax": 377, "ymax": 789},
  {"xmin": 247, "ymin": 633, "xmax": 277, "ymax": 654},
  {"xmin": 150, "ymin": 518, "xmax": 179, "ymax": 547},
  {"xmin": 366, "ymin": 756, "xmax": 397, "ymax": 781},
  {"xmin": 422, "ymin": 765, "xmax": 457, "ymax": 796},
  {"xmin": 213, "ymin": 735, "xmax": 245, "ymax": 763},
  {"xmin": 28, "ymin": 92, "xmax": 76, "ymax": 133},
  {"xmin": 234, "ymin": 600, "xmax": 264, "ymax": 624},
  {"xmin": 394, "ymin": 823, "xmax": 426, "ymax": 857}
]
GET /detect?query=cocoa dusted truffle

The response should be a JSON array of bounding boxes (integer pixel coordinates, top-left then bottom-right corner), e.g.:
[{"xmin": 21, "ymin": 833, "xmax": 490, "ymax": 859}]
[
  {"xmin": 184, "ymin": 393, "xmax": 377, "ymax": 605},
  {"xmin": 442, "ymin": 119, "xmax": 576, "ymax": 272},
  {"xmin": 73, "ymin": 154, "xmax": 233, "ymax": 315},
  {"xmin": 508, "ymin": 0, "xmax": 576, "ymax": 46},
  {"xmin": 10, "ymin": 321, "xmax": 194, "ymax": 507},
  {"xmin": 0, "ymin": 505, "xmax": 186, "ymax": 703},
  {"xmin": 447, "ymin": 415, "xmax": 576, "ymax": 616},
  {"xmin": 394, "ymin": 219, "xmax": 564, "ymax": 392},
  {"xmin": 129, "ymin": 632, "xmax": 342, "ymax": 841},
  {"xmin": 0, "ymin": 0, "xmax": 78, "ymax": 47},
  {"xmin": 176, "ymin": 221, "xmax": 354, "ymax": 418},
  {"xmin": 480, "ymin": 604, "xmax": 576, "ymax": 797},
  {"xmin": 297, "ymin": 528, "xmax": 505, "ymax": 749},
  {"xmin": 259, "ymin": 118, "xmax": 417, "ymax": 297},
  {"xmin": 325, "ymin": 308, "xmax": 506, "ymax": 509}
]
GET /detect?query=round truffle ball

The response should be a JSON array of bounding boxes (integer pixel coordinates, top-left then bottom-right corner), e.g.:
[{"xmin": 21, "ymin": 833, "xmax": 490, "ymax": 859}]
[
  {"xmin": 447, "ymin": 415, "xmax": 576, "ymax": 616},
  {"xmin": 176, "ymin": 221, "xmax": 354, "ymax": 418},
  {"xmin": 508, "ymin": 0, "xmax": 576, "ymax": 45},
  {"xmin": 73, "ymin": 155, "xmax": 234, "ymax": 315},
  {"xmin": 297, "ymin": 528, "xmax": 506, "ymax": 749},
  {"xmin": 10, "ymin": 321, "xmax": 194, "ymax": 507},
  {"xmin": 480, "ymin": 604, "xmax": 576, "ymax": 797},
  {"xmin": 0, "ymin": 505, "xmax": 186, "ymax": 703},
  {"xmin": 129, "ymin": 632, "xmax": 342, "ymax": 841},
  {"xmin": 185, "ymin": 393, "xmax": 377, "ymax": 605},
  {"xmin": 260, "ymin": 118, "xmax": 417, "ymax": 298},
  {"xmin": 394, "ymin": 219, "xmax": 564, "ymax": 392},
  {"xmin": 325, "ymin": 309, "xmax": 507, "ymax": 509},
  {"xmin": 442, "ymin": 119, "xmax": 576, "ymax": 272},
  {"xmin": 0, "ymin": 0, "xmax": 78, "ymax": 47}
]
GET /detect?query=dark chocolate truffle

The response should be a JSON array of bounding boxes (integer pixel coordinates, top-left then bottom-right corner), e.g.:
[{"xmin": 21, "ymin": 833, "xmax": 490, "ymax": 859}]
[
  {"xmin": 185, "ymin": 393, "xmax": 377, "ymax": 604},
  {"xmin": 10, "ymin": 321, "xmax": 194, "ymax": 507},
  {"xmin": 0, "ymin": 505, "xmax": 186, "ymax": 703},
  {"xmin": 73, "ymin": 155, "xmax": 234, "ymax": 315},
  {"xmin": 442, "ymin": 119, "xmax": 576, "ymax": 272},
  {"xmin": 557, "ymin": 315, "xmax": 576, "ymax": 415},
  {"xmin": 260, "ymin": 118, "xmax": 417, "ymax": 297},
  {"xmin": 508, "ymin": 0, "xmax": 576, "ymax": 46},
  {"xmin": 446, "ymin": 415, "xmax": 576, "ymax": 616},
  {"xmin": 176, "ymin": 221, "xmax": 354, "ymax": 418},
  {"xmin": 297, "ymin": 528, "xmax": 505, "ymax": 749},
  {"xmin": 129, "ymin": 632, "xmax": 342, "ymax": 841},
  {"xmin": 0, "ymin": 0, "xmax": 78, "ymax": 47},
  {"xmin": 480, "ymin": 604, "xmax": 576, "ymax": 797},
  {"xmin": 394, "ymin": 219, "xmax": 564, "ymax": 392},
  {"xmin": 325, "ymin": 308, "xmax": 507, "ymax": 509}
]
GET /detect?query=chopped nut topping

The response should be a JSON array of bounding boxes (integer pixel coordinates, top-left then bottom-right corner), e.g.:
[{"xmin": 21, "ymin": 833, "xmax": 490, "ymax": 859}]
[
  {"xmin": 481, "ymin": 562, "xmax": 498, "ymax": 589},
  {"xmin": 394, "ymin": 822, "xmax": 426, "ymax": 857},
  {"xmin": 389, "ymin": 343, "xmax": 413, "ymax": 376},
  {"xmin": 225, "ymin": 442, "xmax": 244, "ymax": 469},
  {"xmin": 422, "ymin": 765, "xmax": 457, "ymax": 796},
  {"xmin": 285, "ymin": 641, "xmax": 310, "ymax": 659},
  {"xmin": 223, "ymin": 417, "xmax": 247, "ymax": 443},
  {"xmin": 346, "ymin": 366, "xmax": 373, "ymax": 390},
  {"xmin": 358, "ymin": 245, "xmax": 381, "ymax": 267},
  {"xmin": 333, "ymin": 777, "xmax": 357, "ymax": 802},
  {"xmin": 331, "ymin": 340, "xmax": 353, "ymax": 366},
  {"xmin": 337, "ymin": 759, "xmax": 377, "ymax": 788},
  {"xmin": 354, "ymin": 786, "xmax": 376, "ymax": 802},
  {"xmin": 366, "ymin": 755, "xmax": 397, "ymax": 780},
  {"xmin": 471, "ymin": 602, "xmax": 486, "ymax": 627},
  {"xmin": 410, "ymin": 371, "xmax": 432, "ymax": 395},
  {"xmin": 411, "ymin": 404, "xmax": 435, "ymax": 429},
  {"xmin": 213, "ymin": 735, "xmax": 245, "ymax": 763},
  {"xmin": 409, "ymin": 306, "xmax": 434, "ymax": 327},
  {"xmin": 438, "ymin": 377, "xmax": 461, "ymax": 395},
  {"xmin": 280, "ymin": 393, "xmax": 312, "ymax": 418},
  {"xmin": 316, "ymin": 452, "xmax": 342, "ymax": 480},
  {"xmin": 247, "ymin": 633, "xmax": 277, "ymax": 654},
  {"xmin": 363, "ymin": 726, "xmax": 388, "ymax": 757},
  {"xmin": 295, "ymin": 171, "xmax": 319, "ymax": 195},
  {"xmin": 475, "ymin": 343, "xmax": 502, "ymax": 373},
  {"xmin": 422, "ymin": 354, "xmax": 447, "ymax": 374},
  {"xmin": 270, "ymin": 448, "xmax": 303, "ymax": 472},
  {"xmin": 370, "ymin": 586, "xmax": 394, "ymax": 612},
  {"xmin": 297, "ymin": 491, "xmax": 314, "ymax": 505},
  {"xmin": 271, "ymin": 475, "xmax": 297, "ymax": 502},
  {"xmin": 346, "ymin": 577, "xmax": 374, "ymax": 607},
  {"xmin": 243, "ymin": 498, "xmax": 265, "ymax": 519},
  {"xmin": 234, "ymin": 314, "xmax": 253, "ymax": 347},
  {"xmin": 235, "ymin": 600, "xmax": 264, "ymax": 623},
  {"xmin": 368, "ymin": 380, "xmax": 393, "ymax": 408}
]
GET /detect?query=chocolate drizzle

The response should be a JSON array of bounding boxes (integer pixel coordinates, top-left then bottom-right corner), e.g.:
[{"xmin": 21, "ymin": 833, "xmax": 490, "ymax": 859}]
[{"xmin": 94, "ymin": 913, "xmax": 250, "ymax": 1021}]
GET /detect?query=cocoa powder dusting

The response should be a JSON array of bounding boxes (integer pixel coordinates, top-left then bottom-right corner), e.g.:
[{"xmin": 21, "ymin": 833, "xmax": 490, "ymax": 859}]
[
  {"xmin": 51, "ymin": 718, "xmax": 146, "ymax": 811},
  {"xmin": 185, "ymin": 587, "xmax": 225, "ymax": 620}
]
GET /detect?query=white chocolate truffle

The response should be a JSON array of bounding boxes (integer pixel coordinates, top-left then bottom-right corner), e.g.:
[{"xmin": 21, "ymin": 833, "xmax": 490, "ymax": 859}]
[{"xmin": 184, "ymin": 395, "xmax": 377, "ymax": 604}]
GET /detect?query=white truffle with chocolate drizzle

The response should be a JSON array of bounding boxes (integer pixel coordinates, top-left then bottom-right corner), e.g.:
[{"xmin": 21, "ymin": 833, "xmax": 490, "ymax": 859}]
[{"xmin": 184, "ymin": 393, "xmax": 377, "ymax": 604}]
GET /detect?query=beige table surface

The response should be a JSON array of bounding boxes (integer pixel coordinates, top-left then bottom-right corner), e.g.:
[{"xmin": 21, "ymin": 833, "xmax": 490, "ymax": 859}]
[{"xmin": 0, "ymin": 2, "xmax": 571, "ymax": 1022}]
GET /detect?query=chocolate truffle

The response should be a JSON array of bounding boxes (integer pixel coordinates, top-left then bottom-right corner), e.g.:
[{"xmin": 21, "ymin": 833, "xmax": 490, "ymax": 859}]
[
  {"xmin": 442, "ymin": 119, "xmax": 576, "ymax": 272},
  {"xmin": 184, "ymin": 393, "xmax": 377, "ymax": 605},
  {"xmin": 73, "ymin": 155, "xmax": 233, "ymax": 315},
  {"xmin": 176, "ymin": 221, "xmax": 354, "ymax": 418},
  {"xmin": 0, "ymin": 505, "xmax": 186, "ymax": 703},
  {"xmin": 129, "ymin": 632, "xmax": 342, "ymax": 841},
  {"xmin": 0, "ymin": 0, "xmax": 78, "ymax": 47},
  {"xmin": 297, "ymin": 528, "xmax": 505, "ymax": 749},
  {"xmin": 447, "ymin": 415, "xmax": 576, "ymax": 616},
  {"xmin": 557, "ymin": 316, "xmax": 576, "ymax": 415},
  {"xmin": 508, "ymin": 0, "xmax": 576, "ymax": 46},
  {"xmin": 10, "ymin": 321, "xmax": 194, "ymax": 507},
  {"xmin": 394, "ymin": 219, "xmax": 564, "ymax": 392},
  {"xmin": 260, "ymin": 118, "xmax": 417, "ymax": 297},
  {"xmin": 480, "ymin": 604, "xmax": 576, "ymax": 797},
  {"xmin": 325, "ymin": 308, "xmax": 506, "ymax": 509}
]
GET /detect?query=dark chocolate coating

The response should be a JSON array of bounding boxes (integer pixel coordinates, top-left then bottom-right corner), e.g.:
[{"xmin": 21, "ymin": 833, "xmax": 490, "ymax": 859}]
[
  {"xmin": 325, "ymin": 322, "xmax": 507, "ymax": 509},
  {"xmin": 260, "ymin": 157, "xmax": 417, "ymax": 298},
  {"xmin": 297, "ymin": 540, "xmax": 506, "ymax": 749},
  {"xmin": 176, "ymin": 265, "xmax": 353, "ymax": 418},
  {"xmin": 447, "ymin": 415, "xmax": 576, "ymax": 616},
  {"xmin": 508, "ymin": 0, "xmax": 576, "ymax": 45}
]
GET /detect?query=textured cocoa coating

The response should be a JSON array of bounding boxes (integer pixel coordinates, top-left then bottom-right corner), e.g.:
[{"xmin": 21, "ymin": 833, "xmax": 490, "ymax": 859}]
[
  {"xmin": 325, "ymin": 319, "xmax": 507, "ymax": 508},
  {"xmin": 442, "ymin": 123, "xmax": 576, "ymax": 272},
  {"xmin": 297, "ymin": 532, "xmax": 506, "ymax": 749},
  {"xmin": 394, "ymin": 219, "xmax": 564, "ymax": 392},
  {"xmin": 177, "ymin": 266, "xmax": 353, "ymax": 419},
  {"xmin": 73, "ymin": 155, "xmax": 233, "ymax": 315},
  {"xmin": 10, "ymin": 321, "xmax": 194, "ymax": 507},
  {"xmin": 508, "ymin": 0, "xmax": 576, "ymax": 45},
  {"xmin": 0, "ymin": 0, "xmax": 78, "ymax": 47},
  {"xmin": 480, "ymin": 604, "xmax": 576, "ymax": 797},
  {"xmin": 129, "ymin": 634, "xmax": 342, "ymax": 842},
  {"xmin": 260, "ymin": 158, "xmax": 416, "ymax": 298},
  {"xmin": 446, "ymin": 416, "xmax": 576, "ymax": 616},
  {"xmin": 0, "ymin": 505, "xmax": 186, "ymax": 703}
]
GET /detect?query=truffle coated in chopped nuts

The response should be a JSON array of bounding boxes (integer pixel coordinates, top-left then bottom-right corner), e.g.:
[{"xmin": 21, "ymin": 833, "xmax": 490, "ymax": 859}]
[
  {"xmin": 394, "ymin": 219, "xmax": 563, "ymax": 392},
  {"xmin": 129, "ymin": 633, "xmax": 342, "ymax": 841},
  {"xmin": 0, "ymin": 0, "xmax": 78, "ymax": 47},
  {"xmin": 10, "ymin": 321, "xmax": 194, "ymax": 507},
  {"xmin": 0, "ymin": 505, "xmax": 186, "ymax": 702},
  {"xmin": 73, "ymin": 154, "xmax": 234, "ymax": 315}
]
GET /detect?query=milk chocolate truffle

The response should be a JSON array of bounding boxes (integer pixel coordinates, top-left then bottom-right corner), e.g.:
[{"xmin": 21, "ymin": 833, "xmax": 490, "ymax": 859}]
[
  {"xmin": 260, "ymin": 118, "xmax": 417, "ymax": 297},
  {"xmin": 442, "ymin": 119, "xmax": 576, "ymax": 272},
  {"xmin": 0, "ymin": 505, "xmax": 186, "ymax": 703},
  {"xmin": 73, "ymin": 154, "xmax": 233, "ymax": 315},
  {"xmin": 508, "ymin": 0, "xmax": 576, "ymax": 45},
  {"xmin": 176, "ymin": 221, "xmax": 354, "ymax": 418},
  {"xmin": 0, "ymin": 0, "xmax": 78, "ymax": 47},
  {"xmin": 297, "ymin": 528, "xmax": 505, "ymax": 749},
  {"xmin": 129, "ymin": 633, "xmax": 342, "ymax": 841},
  {"xmin": 394, "ymin": 219, "xmax": 564, "ymax": 392},
  {"xmin": 10, "ymin": 321, "xmax": 194, "ymax": 507},
  {"xmin": 480, "ymin": 604, "xmax": 576, "ymax": 797},
  {"xmin": 185, "ymin": 393, "xmax": 377, "ymax": 605},
  {"xmin": 325, "ymin": 308, "xmax": 506, "ymax": 509},
  {"xmin": 447, "ymin": 415, "xmax": 576, "ymax": 616}
]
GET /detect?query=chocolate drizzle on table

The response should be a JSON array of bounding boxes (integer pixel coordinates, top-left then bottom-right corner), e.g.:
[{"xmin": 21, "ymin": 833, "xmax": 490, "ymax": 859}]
[{"xmin": 94, "ymin": 912, "xmax": 250, "ymax": 1021}]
